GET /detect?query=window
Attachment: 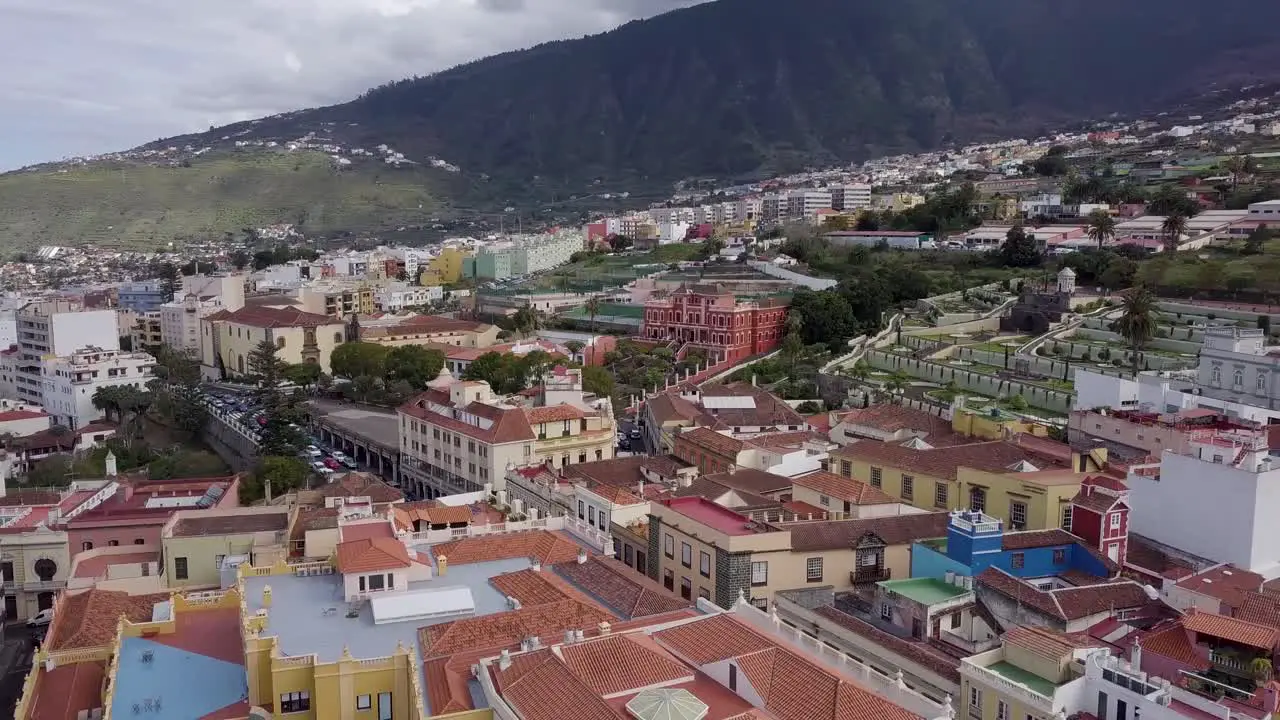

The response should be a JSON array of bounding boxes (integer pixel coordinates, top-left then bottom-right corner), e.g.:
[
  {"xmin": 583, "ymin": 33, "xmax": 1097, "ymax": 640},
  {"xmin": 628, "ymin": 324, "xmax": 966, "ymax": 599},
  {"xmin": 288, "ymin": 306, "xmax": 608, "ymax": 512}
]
[
  {"xmin": 1011, "ymin": 552, "xmax": 1025, "ymax": 570},
  {"xmin": 1259, "ymin": 373, "xmax": 1268, "ymax": 394},
  {"xmin": 664, "ymin": 534, "xmax": 674, "ymax": 559},
  {"xmin": 806, "ymin": 557, "xmax": 823, "ymax": 582},
  {"xmin": 1234, "ymin": 369, "xmax": 1244, "ymax": 387},
  {"xmin": 107, "ymin": 539, "xmax": 119, "ymax": 547},
  {"xmin": 82, "ymin": 541, "xmax": 93, "ymax": 551},
  {"xmin": 588, "ymin": 506, "xmax": 595, "ymax": 524},
  {"xmin": 870, "ymin": 467, "xmax": 882, "ymax": 487},
  {"xmin": 969, "ymin": 686, "xmax": 982, "ymax": 712},
  {"xmin": 681, "ymin": 542, "xmax": 692, "ymax": 568},
  {"xmin": 680, "ymin": 577, "xmax": 692, "ymax": 600},
  {"xmin": 578, "ymin": 500, "xmax": 585, "ymax": 519},
  {"xmin": 378, "ymin": 692, "xmax": 392, "ymax": 720},
  {"xmin": 280, "ymin": 691, "xmax": 311, "ymax": 713},
  {"xmin": 357, "ymin": 695, "xmax": 372, "ymax": 711},
  {"xmin": 964, "ymin": 486, "xmax": 987, "ymax": 514},
  {"xmin": 624, "ymin": 545, "xmax": 633, "ymax": 565},
  {"xmin": 840, "ymin": 460, "xmax": 851, "ymax": 476},
  {"xmin": 729, "ymin": 663, "xmax": 738, "ymax": 692},
  {"xmin": 751, "ymin": 561, "xmax": 768, "ymax": 586},
  {"xmin": 818, "ymin": 494, "xmax": 830, "ymax": 507},
  {"xmin": 1053, "ymin": 548, "xmax": 1066, "ymax": 564},
  {"xmin": 699, "ymin": 551, "xmax": 711, "ymax": 578},
  {"xmin": 934, "ymin": 482, "xmax": 948, "ymax": 509},
  {"xmin": 1109, "ymin": 512, "xmax": 1122, "ymax": 530},
  {"xmin": 1009, "ymin": 500, "xmax": 1027, "ymax": 530},
  {"xmin": 950, "ymin": 612, "xmax": 961, "ymax": 630},
  {"xmin": 1061, "ymin": 505, "xmax": 1073, "ymax": 532},
  {"xmin": 901, "ymin": 475, "xmax": 914, "ymax": 501},
  {"xmin": 997, "ymin": 700, "xmax": 1009, "ymax": 720},
  {"xmin": 215, "ymin": 554, "xmax": 226, "ymax": 570},
  {"xmin": 174, "ymin": 557, "xmax": 188, "ymax": 580},
  {"xmin": 663, "ymin": 569, "xmax": 674, "ymax": 591},
  {"xmin": 880, "ymin": 603, "xmax": 892, "ymax": 621},
  {"xmin": 698, "ymin": 587, "xmax": 710, "ymax": 600}
]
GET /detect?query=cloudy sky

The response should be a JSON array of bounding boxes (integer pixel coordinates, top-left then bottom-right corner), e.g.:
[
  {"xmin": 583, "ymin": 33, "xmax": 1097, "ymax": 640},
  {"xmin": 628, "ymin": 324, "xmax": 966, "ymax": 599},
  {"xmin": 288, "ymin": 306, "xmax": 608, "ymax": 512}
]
[{"xmin": 0, "ymin": 0, "xmax": 703, "ymax": 170}]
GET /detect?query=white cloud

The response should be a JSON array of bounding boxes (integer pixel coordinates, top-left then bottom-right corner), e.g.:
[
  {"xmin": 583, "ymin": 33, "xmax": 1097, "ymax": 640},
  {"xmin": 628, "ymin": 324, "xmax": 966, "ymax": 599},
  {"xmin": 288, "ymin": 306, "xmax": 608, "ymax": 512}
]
[{"xmin": 0, "ymin": 0, "xmax": 704, "ymax": 169}]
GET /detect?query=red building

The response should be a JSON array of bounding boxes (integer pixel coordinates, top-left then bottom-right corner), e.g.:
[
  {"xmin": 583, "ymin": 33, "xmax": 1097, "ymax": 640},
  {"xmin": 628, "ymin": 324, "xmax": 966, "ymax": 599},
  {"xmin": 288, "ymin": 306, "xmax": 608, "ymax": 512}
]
[
  {"xmin": 1068, "ymin": 475, "xmax": 1130, "ymax": 567},
  {"xmin": 641, "ymin": 286, "xmax": 789, "ymax": 363}
]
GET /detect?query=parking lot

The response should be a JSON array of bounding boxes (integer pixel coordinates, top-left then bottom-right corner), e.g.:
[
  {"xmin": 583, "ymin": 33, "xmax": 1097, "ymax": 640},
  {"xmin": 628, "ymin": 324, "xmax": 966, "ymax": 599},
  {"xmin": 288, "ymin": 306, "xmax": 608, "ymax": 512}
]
[{"xmin": 199, "ymin": 385, "xmax": 363, "ymax": 481}]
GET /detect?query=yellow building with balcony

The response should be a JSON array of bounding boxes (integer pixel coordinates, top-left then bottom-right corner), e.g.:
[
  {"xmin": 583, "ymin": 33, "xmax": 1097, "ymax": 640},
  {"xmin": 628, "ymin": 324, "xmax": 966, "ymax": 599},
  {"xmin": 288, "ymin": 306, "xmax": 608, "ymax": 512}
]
[{"xmin": 420, "ymin": 248, "xmax": 468, "ymax": 286}]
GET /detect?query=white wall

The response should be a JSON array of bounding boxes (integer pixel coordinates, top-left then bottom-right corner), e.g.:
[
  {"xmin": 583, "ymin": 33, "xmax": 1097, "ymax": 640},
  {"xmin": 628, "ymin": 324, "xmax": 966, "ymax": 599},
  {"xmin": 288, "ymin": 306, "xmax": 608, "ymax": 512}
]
[
  {"xmin": 1129, "ymin": 451, "xmax": 1278, "ymax": 573},
  {"xmin": 50, "ymin": 311, "xmax": 120, "ymax": 356}
]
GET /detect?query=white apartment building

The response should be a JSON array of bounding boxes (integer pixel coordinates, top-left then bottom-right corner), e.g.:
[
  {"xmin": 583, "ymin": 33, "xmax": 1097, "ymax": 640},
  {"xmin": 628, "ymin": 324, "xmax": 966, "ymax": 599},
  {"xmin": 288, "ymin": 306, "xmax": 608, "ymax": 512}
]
[
  {"xmin": 159, "ymin": 295, "xmax": 241, "ymax": 354},
  {"xmin": 181, "ymin": 274, "xmax": 246, "ymax": 307},
  {"xmin": 42, "ymin": 346, "xmax": 156, "ymax": 429},
  {"xmin": 521, "ymin": 230, "xmax": 585, "ymax": 274},
  {"xmin": 829, "ymin": 184, "xmax": 872, "ymax": 212},
  {"xmin": 376, "ymin": 284, "xmax": 443, "ymax": 312},
  {"xmin": 786, "ymin": 189, "xmax": 832, "ymax": 221},
  {"xmin": 1127, "ymin": 426, "xmax": 1280, "ymax": 575},
  {"xmin": 0, "ymin": 309, "xmax": 17, "ymax": 350},
  {"xmin": 736, "ymin": 197, "xmax": 762, "ymax": 223},
  {"xmin": 656, "ymin": 222, "xmax": 692, "ymax": 245},
  {"xmin": 13, "ymin": 300, "xmax": 120, "ymax": 406},
  {"xmin": 1194, "ymin": 327, "xmax": 1280, "ymax": 410}
]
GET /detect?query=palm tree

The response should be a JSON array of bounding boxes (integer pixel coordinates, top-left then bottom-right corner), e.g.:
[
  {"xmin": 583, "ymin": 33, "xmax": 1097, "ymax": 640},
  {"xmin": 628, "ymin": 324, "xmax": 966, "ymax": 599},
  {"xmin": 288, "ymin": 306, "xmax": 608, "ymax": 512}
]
[
  {"xmin": 92, "ymin": 386, "xmax": 122, "ymax": 422},
  {"xmin": 1115, "ymin": 285, "xmax": 1157, "ymax": 377},
  {"xmin": 584, "ymin": 295, "xmax": 601, "ymax": 365},
  {"xmin": 883, "ymin": 371, "xmax": 911, "ymax": 402},
  {"xmin": 1086, "ymin": 209, "xmax": 1116, "ymax": 251},
  {"xmin": 843, "ymin": 359, "xmax": 872, "ymax": 383},
  {"xmin": 1162, "ymin": 212, "xmax": 1189, "ymax": 254}
]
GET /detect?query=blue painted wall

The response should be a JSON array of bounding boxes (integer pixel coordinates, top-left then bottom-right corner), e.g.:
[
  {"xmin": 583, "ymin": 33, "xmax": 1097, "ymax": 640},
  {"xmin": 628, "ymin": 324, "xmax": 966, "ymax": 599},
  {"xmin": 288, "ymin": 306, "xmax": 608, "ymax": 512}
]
[
  {"xmin": 911, "ymin": 542, "xmax": 969, "ymax": 579},
  {"xmin": 912, "ymin": 536, "xmax": 1110, "ymax": 580}
]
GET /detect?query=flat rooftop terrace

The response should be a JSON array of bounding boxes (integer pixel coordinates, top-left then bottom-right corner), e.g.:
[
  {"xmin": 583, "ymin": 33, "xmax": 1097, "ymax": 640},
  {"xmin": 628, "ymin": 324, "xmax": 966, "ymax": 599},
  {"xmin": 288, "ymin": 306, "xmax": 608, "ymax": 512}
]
[
  {"xmin": 310, "ymin": 400, "xmax": 400, "ymax": 448},
  {"xmin": 878, "ymin": 577, "xmax": 971, "ymax": 606},
  {"xmin": 243, "ymin": 553, "xmax": 531, "ymax": 663}
]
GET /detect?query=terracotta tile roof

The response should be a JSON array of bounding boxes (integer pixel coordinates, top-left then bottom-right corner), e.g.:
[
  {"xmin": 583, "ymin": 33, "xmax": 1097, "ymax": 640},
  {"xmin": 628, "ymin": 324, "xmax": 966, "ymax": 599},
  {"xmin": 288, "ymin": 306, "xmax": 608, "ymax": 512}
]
[
  {"xmin": 500, "ymin": 652, "xmax": 625, "ymax": 720},
  {"xmin": 976, "ymin": 568, "xmax": 1150, "ymax": 622},
  {"xmin": 697, "ymin": 382, "xmax": 808, "ymax": 430},
  {"xmin": 1139, "ymin": 622, "xmax": 1210, "ymax": 670},
  {"xmin": 786, "ymin": 513, "xmax": 951, "ymax": 551},
  {"xmin": 644, "ymin": 392, "xmax": 702, "ymax": 426},
  {"xmin": 585, "ymin": 483, "xmax": 643, "ymax": 506},
  {"xmin": 399, "ymin": 391, "xmax": 536, "ymax": 445},
  {"xmin": 558, "ymin": 634, "xmax": 693, "ymax": 696},
  {"xmin": 358, "ymin": 314, "xmax": 489, "ymax": 338},
  {"xmin": 524, "ymin": 404, "xmax": 587, "ymax": 424},
  {"xmin": 335, "ymin": 536, "xmax": 412, "ymax": 573},
  {"xmin": 0, "ymin": 409, "xmax": 49, "ymax": 421},
  {"xmin": 420, "ymin": 598, "xmax": 613, "ymax": 657},
  {"xmin": 831, "ymin": 438, "xmax": 1068, "ymax": 481},
  {"xmin": 317, "ymin": 472, "xmax": 405, "ymax": 503},
  {"xmin": 702, "ymin": 468, "xmax": 793, "ymax": 496},
  {"xmin": 1173, "ymin": 565, "xmax": 1264, "ymax": 609},
  {"xmin": 170, "ymin": 510, "xmax": 289, "ymax": 538},
  {"xmin": 1004, "ymin": 626, "xmax": 1099, "ymax": 659},
  {"xmin": 1070, "ymin": 488, "xmax": 1127, "ymax": 515},
  {"xmin": 812, "ymin": 606, "xmax": 962, "ymax": 683},
  {"xmin": 1183, "ymin": 609, "xmax": 1280, "ymax": 650},
  {"xmin": 652, "ymin": 614, "xmax": 777, "ymax": 665},
  {"xmin": 1237, "ymin": 592, "xmax": 1280, "ymax": 629},
  {"xmin": 431, "ymin": 530, "xmax": 583, "ymax": 566},
  {"xmin": 655, "ymin": 614, "xmax": 922, "ymax": 720},
  {"xmin": 791, "ymin": 471, "xmax": 896, "ymax": 505},
  {"xmin": 553, "ymin": 555, "xmax": 691, "ymax": 620},
  {"xmin": 0, "ymin": 489, "xmax": 62, "ymax": 507},
  {"xmin": 215, "ymin": 305, "xmax": 339, "ymax": 328},
  {"xmin": 423, "ymin": 657, "xmax": 473, "ymax": 715},
  {"xmin": 677, "ymin": 426, "xmax": 745, "ymax": 458},
  {"xmin": 49, "ymin": 589, "xmax": 170, "ymax": 651},
  {"xmin": 291, "ymin": 507, "xmax": 338, "ymax": 548},
  {"xmin": 491, "ymin": 569, "xmax": 573, "ymax": 607},
  {"xmin": 391, "ymin": 501, "xmax": 473, "ymax": 531}
]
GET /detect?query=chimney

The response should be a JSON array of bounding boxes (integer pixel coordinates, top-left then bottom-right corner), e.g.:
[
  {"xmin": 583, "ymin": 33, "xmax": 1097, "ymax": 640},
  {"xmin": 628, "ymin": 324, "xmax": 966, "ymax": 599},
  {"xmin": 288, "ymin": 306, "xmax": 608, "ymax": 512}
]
[
  {"xmin": 530, "ymin": 557, "xmax": 542, "ymax": 572},
  {"xmin": 437, "ymin": 554, "xmax": 448, "ymax": 576},
  {"xmin": 574, "ymin": 629, "xmax": 585, "ymax": 642},
  {"xmin": 498, "ymin": 649, "xmax": 512, "ymax": 671},
  {"xmin": 577, "ymin": 549, "xmax": 588, "ymax": 565},
  {"xmin": 598, "ymin": 621, "xmax": 612, "ymax": 635},
  {"xmin": 564, "ymin": 630, "xmax": 576, "ymax": 645}
]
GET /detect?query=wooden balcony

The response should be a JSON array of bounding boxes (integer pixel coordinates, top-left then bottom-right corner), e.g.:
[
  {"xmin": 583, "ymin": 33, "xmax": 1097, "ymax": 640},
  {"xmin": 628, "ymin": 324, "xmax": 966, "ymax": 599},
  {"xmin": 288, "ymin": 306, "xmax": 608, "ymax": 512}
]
[{"xmin": 851, "ymin": 567, "xmax": 891, "ymax": 584}]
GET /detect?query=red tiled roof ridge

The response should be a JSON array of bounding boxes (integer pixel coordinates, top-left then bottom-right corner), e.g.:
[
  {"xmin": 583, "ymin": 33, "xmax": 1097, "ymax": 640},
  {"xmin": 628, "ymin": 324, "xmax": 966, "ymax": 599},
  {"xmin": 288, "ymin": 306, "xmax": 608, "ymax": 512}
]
[{"xmin": 335, "ymin": 536, "xmax": 412, "ymax": 573}]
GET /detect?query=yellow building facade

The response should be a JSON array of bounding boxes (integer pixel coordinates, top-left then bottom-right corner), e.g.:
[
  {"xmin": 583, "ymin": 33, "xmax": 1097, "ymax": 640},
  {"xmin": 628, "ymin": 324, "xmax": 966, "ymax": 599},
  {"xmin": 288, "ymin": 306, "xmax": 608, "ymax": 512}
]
[
  {"xmin": 420, "ymin": 248, "xmax": 468, "ymax": 286},
  {"xmin": 950, "ymin": 407, "xmax": 1048, "ymax": 441},
  {"xmin": 955, "ymin": 467, "xmax": 1087, "ymax": 532},
  {"xmin": 203, "ymin": 308, "xmax": 347, "ymax": 377}
]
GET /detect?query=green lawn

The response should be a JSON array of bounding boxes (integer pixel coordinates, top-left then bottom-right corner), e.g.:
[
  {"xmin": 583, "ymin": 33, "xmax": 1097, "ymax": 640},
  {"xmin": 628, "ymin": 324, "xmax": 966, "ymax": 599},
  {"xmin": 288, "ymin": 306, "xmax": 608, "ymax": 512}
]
[{"xmin": 518, "ymin": 244, "xmax": 704, "ymax": 291}]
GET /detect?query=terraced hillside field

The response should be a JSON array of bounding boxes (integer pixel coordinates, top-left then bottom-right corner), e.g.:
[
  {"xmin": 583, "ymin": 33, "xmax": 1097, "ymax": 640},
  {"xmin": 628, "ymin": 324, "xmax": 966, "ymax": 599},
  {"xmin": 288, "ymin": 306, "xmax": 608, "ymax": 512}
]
[{"xmin": 0, "ymin": 150, "xmax": 448, "ymax": 252}]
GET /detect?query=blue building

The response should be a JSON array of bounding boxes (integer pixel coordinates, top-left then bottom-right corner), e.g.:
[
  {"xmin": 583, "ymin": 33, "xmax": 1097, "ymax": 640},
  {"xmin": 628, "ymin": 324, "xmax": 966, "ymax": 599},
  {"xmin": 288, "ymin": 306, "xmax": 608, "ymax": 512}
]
[
  {"xmin": 911, "ymin": 510, "xmax": 1115, "ymax": 581},
  {"xmin": 118, "ymin": 281, "xmax": 170, "ymax": 312}
]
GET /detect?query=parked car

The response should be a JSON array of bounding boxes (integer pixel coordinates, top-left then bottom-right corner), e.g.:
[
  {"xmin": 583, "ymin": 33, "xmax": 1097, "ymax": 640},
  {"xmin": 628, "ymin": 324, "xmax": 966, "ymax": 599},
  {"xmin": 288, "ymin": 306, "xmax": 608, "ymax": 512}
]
[
  {"xmin": 331, "ymin": 451, "xmax": 347, "ymax": 461},
  {"xmin": 324, "ymin": 457, "xmax": 341, "ymax": 470},
  {"xmin": 311, "ymin": 461, "xmax": 329, "ymax": 473},
  {"xmin": 26, "ymin": 609, "xmax": 53, "ymax": 627},
  {"xmin": 341, "ymin": 457, "xmax": 358, "ymax": 469},
  {"xmin": 306, "ymin": 446, "xmax": 322, "ymax": 458}
]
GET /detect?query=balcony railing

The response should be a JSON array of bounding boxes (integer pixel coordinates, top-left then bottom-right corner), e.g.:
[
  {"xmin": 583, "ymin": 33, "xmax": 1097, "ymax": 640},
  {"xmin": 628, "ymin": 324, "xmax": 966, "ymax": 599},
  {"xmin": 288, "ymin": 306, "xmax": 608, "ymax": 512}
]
[
  {"xmin": 966, "ymin": 662, "xmax": 1054, "ymax": 715},
  {"xmin": 1209, "ymin": 651, "xmax": 1252, "ymax": 677},
  {"xmin": 852, "ymin": 567, "xmax": 891, "ymax": 584}
]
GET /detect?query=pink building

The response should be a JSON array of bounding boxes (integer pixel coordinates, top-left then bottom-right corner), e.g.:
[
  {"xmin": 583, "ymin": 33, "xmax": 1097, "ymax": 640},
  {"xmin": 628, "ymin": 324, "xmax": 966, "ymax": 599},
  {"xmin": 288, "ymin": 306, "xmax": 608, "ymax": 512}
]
[
  {"xmin": 1068, "ymin": 407, "xmax": 1255, "ymax": 460},
  {"xmin": 64, "ymin": 475, "xmax": 240, "ymax": 554}
]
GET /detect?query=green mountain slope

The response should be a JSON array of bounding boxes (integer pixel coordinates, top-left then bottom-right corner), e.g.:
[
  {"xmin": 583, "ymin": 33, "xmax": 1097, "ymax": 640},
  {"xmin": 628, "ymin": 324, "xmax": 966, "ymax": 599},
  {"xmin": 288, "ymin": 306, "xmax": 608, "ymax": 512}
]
[
  {"xmin": 0, "ymin": 151, "xmax": 447, "ymax": 251},
  {"xmin": 169, "ymin": 0, "xmax": 1280, "ymax": 187}
]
